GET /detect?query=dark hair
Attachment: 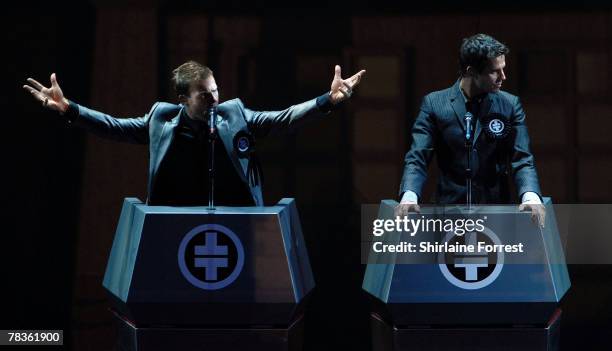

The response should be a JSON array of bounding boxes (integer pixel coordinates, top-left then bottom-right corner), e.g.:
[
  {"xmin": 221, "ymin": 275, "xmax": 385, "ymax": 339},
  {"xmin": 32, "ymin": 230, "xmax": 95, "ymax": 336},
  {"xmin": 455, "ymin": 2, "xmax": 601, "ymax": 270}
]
[
  {"xmin": 459, "ymin": 34, "xmax": 509, "ymax": 76},
  {"xmin": 171, "ymin": 61, "xmax": 213, "ymax": 96}
]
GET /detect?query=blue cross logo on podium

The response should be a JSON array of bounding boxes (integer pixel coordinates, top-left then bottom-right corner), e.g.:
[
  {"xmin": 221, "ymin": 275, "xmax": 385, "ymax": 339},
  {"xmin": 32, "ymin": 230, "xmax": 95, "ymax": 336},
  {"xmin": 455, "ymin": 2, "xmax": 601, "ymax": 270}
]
[
  {"xmin": 194, "ymin": 232, "xmax": 229, "ymax": 281},
  {"xmin": 178, "ymin": 224, "xmax": 245, "ymax": 290},
  {"xmin": 438, "ymin": 228, "xmax": 504, "ymax": 290},
  {"xmin": 453, "ymin": 233, "xmax": 489, "ymax": 281}
]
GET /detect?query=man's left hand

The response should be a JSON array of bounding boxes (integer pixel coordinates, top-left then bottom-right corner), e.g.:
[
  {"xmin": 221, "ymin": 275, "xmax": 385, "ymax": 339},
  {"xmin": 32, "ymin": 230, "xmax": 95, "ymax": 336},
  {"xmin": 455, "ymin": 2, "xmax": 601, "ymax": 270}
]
[
  {"xmin": 519, "ymin": 202, "xmax": 546, "ymax": 229},
  {"xmin": 329, "ymin": 65, "xmax": 366, "ymax": 104}
]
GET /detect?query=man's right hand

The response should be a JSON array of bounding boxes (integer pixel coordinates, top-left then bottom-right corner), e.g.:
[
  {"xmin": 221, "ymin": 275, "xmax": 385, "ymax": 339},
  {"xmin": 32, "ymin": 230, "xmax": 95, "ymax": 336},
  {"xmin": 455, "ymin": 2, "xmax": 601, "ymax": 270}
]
[
  {"xmin": 23, "ymin": 73, "xmax": 69, "ymax": 113},
  {"xmin": 395, "ymin": 202, "xmax": 421, "ymax": 217}
]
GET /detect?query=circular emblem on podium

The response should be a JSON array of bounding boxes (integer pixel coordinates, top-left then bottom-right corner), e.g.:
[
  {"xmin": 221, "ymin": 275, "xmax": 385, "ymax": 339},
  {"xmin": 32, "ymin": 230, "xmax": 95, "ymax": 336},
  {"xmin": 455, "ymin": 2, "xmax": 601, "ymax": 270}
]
[
  {"xmin": 438, "ymin": 227, "xmax": 504, "ymax": 290},
  {"xmin": 178, "ymin": 224, "xmax": 245, "ymax": 290}
]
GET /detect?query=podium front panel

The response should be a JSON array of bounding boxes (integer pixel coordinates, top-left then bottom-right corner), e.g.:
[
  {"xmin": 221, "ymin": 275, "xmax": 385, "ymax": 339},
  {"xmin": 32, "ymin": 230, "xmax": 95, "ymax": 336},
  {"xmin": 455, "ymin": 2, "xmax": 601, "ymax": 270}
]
[
  {"xmin": 103, "ymin": 198, "xmax": 314, "ymax": 326},
  {"xmin": 363, "ymin": 198, "xmax": 570, "ymax": 325}
]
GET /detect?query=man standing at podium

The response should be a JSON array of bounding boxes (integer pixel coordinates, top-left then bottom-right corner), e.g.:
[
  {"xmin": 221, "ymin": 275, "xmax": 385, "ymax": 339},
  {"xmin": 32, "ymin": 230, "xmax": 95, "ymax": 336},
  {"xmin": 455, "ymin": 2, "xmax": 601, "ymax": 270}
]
[
  {"xmin": 396, "ymin": 34, "xmax": 545, "ymax": 226},
  {"xmin": 24, "ymin": 61, "xmax": 365, "ymax": 206}
]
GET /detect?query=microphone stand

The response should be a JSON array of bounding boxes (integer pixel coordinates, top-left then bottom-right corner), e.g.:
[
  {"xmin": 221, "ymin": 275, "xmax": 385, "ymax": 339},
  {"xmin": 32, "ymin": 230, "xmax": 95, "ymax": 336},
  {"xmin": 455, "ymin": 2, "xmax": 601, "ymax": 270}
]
[
  {"xmin": 464, "ymin": 112, "xmax": 473, "ymax": 211},
  {"xmin": 208, "ymin": 106, "xmax": 217, "ymax": 210}
]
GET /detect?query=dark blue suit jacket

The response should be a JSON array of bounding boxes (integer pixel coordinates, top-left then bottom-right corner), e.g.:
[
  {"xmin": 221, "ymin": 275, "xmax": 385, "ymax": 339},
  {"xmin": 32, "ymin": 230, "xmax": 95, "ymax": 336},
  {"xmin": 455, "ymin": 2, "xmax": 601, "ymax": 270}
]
[
  {"xmin": 69, "ymin": 96, "xmax": 330, "ymax": 206},
  {"xmin": 400, "ymin": 80, "xmax": 541, "ymax": 204}
]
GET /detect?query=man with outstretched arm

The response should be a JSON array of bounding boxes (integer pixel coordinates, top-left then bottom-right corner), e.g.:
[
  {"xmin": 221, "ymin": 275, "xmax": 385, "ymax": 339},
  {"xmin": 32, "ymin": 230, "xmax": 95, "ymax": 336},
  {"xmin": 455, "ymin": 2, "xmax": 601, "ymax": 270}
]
[{"xmin": 24, "ymin": 61, "xmax": 365, "ymax": 206}]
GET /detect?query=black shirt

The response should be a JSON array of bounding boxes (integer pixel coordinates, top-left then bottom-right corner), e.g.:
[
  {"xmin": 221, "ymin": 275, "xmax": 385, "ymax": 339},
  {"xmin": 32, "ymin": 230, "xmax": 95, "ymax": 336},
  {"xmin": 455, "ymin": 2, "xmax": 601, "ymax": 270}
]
[{"xmin": 148, "ymin": 109, "xmax": 254, "ymax": 206}]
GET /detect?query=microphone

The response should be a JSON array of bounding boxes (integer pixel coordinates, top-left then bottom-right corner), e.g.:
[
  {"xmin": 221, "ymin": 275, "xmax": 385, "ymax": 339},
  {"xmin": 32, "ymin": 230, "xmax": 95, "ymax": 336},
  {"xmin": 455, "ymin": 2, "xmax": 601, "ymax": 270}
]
[
  {"xmin": 464, "ymin": 111, "xmax": 473, "ymax": 141},
  {"xmin": 208, "ymin": 106, "xmax": 217, "ymax": 136},
  {"xmin": 207, "ymin": 105, "xmax": 218, "ymax": 209}
]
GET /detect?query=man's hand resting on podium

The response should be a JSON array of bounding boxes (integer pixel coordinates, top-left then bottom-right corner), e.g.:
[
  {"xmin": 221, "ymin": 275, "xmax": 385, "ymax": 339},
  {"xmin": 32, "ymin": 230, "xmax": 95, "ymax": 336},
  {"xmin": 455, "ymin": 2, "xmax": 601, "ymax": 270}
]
[
  {"xmin": 395, "ymin": 202, "xmax": 421, "ymax": 217},
  {"xmin": 518, "ymin": 192, "xmax": 546, "ymax": 229},
  {"xmin": 23, "ymin": 73, "xmax": 70, "ymax": 114},
  {"xmin": 519, "ymin": 202, "xmax": 546, "ymax": 229},
  {"xmin": 395, "ymin": 190, "xmax": 421, "ymax": 217}
]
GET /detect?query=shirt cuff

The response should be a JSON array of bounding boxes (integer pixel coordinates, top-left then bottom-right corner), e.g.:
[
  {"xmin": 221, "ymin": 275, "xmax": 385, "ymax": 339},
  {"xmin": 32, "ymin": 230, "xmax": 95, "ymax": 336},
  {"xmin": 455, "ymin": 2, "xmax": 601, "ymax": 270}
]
[
  {"xmin": 400, "ymin": 190, "xmax": 419, "ymax": 204},
  {"xmin": 315, "ymin": 92, "xmax": 335, "ymax": 113},
  {"xmin": 521, "ymin": 191, "xmax": 542, "ymax": 204}
]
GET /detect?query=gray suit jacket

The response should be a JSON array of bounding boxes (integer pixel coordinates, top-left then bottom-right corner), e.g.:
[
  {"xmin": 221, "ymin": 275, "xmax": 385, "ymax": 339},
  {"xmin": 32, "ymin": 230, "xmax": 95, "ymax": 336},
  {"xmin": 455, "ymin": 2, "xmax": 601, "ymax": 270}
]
[
  {"xmin": 70, "ymin": 96, "xmax": 330, "ymax": 206},
  {"xmin": 400, "ymin": 80, "xmax": 541, "ymax": 204}
]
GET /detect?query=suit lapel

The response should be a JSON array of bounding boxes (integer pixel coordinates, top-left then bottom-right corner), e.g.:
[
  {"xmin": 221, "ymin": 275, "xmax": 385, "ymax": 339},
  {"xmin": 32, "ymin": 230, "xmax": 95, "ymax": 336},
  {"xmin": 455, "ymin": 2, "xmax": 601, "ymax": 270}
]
[
  {"xmin": 216, "ymin": 112, "xmax": 249, "ymax": 183},
  {"xmin": 450, "ymin": 79, "xmax": 496, "ymax": 143},
  {"xmin": 152, "ymin": 111, "xmax": 180, "ymax": 177},
  {"xmin": 474, "ymin": 93, "xmax": 494, "ymax": 143},
  {"xmin": 450, "ymin": 80, "xmax": 467, "ymax": 132}
]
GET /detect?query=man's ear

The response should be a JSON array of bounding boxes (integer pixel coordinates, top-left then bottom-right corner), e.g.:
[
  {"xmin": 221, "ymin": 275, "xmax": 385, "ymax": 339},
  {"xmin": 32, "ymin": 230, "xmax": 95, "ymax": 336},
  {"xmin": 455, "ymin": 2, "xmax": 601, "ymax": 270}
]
[{"xmin": 465, "ymin": 66, "xmax": 475, "ymax": 77}]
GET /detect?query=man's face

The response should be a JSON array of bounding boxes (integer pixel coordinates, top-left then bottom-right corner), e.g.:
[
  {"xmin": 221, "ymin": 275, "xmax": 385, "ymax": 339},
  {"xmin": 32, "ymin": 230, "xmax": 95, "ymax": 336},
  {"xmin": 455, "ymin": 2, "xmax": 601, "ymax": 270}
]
[
  {"xmin": 473, "ymin": 55, "xmax": 506, "ymax": 94},
  {"xmin": 183, "ymin": 76, "xmax": 219, "ymax": 120}
]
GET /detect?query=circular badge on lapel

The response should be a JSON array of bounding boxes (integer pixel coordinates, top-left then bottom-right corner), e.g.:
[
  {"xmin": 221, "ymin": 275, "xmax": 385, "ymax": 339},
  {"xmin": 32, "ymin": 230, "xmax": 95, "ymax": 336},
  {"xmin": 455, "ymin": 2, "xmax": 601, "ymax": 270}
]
[
  {"xmin": 233, "ymin": 131, "xmax": 255, "ymax": 158},
  {"xmin": 237, "ymin": 136, "xmax": 250, "ymax": 152},
  {"xmin": 482, "ymin": 113, "xmax": 510, "ymax": 140}
]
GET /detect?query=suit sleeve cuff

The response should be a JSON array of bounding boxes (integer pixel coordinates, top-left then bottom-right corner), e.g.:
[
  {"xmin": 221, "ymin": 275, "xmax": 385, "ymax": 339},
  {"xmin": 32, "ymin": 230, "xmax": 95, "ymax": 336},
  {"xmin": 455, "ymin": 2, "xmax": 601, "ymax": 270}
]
[
  {"xmin": 64, "ymin": 100, "xmax": 80, "ymax": 124},
  {"xmin": 315, "ymin": 92, "xmax": 335, "ymax": 113}
]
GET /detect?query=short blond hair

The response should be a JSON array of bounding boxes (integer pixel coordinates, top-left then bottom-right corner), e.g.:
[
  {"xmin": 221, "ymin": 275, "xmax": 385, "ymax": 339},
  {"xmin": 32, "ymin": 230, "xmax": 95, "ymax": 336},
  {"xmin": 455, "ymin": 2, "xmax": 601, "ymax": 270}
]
[{"xmin": 171, "ymin": 61, "xmax": 213, "ymax": 96}]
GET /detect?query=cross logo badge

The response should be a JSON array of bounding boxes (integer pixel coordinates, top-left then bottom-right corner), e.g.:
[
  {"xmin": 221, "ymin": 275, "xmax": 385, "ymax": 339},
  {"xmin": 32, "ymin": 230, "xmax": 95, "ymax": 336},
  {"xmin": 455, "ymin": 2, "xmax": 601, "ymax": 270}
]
[
  {"xmin": 438, "ymin": 227, "xmax": 504, "ymax": 290},
  {"xmin": 178, "ymin": 224, "xmax": 245, "ymax": 290},
  {"xmin": 488, "ymin": 118, "xmax": 505, "ymax": 134}
]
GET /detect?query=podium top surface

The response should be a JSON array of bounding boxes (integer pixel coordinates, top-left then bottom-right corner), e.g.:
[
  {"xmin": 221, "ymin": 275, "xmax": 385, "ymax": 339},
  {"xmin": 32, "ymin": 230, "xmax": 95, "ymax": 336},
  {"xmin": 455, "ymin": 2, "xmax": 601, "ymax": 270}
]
[{"xmin": 125, "ymin": 197, "xmax": 292, "ymax": 215}]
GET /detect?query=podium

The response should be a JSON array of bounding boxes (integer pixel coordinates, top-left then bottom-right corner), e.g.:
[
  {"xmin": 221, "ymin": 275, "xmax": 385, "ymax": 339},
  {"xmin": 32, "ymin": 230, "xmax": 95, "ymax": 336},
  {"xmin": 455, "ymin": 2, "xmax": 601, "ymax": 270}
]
[
  {"xmin": 103, "ymin": 198, "xmax": 314, "ymax": 351},
  {"xmin": 363, "ymin": 198, "xmax": 570, "ymax": 351}
]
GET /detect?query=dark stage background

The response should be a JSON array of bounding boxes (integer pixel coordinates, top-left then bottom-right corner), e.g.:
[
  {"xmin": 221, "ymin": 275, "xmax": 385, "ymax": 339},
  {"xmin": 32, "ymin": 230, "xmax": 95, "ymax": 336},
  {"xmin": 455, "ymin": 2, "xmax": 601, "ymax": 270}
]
[{"xmin": 4, "ymin": 1, "xmax": 612, "ymax": 350}]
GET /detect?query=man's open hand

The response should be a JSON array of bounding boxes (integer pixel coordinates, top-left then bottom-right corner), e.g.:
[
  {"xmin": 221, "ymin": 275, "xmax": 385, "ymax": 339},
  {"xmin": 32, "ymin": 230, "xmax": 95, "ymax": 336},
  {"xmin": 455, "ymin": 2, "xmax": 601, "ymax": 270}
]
[
  {"xmin": 23, "ymin": 73, "xmax": 69, "ymax": 113},
  {"xmin": 329, "ymin": 65, "xmax": 366, "ymax": 104}
]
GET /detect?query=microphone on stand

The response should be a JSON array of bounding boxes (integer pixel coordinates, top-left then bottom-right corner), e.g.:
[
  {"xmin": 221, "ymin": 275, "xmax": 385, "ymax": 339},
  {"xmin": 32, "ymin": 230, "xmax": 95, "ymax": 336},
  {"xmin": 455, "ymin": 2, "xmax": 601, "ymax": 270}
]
[
  {"xmin": 208, "ymin": 106, "xmax": 217, "ymax": 137},
  {"xmin": 208, "ymin": 106, "xmax": 217, "ymax": 210},
  {"xmin": 464, "ymin": 111, "xmax": 474, "ymax": 210},
  {"xmin": 465, "ymin": 111, "xmax": 473, "ymax": 141}
]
